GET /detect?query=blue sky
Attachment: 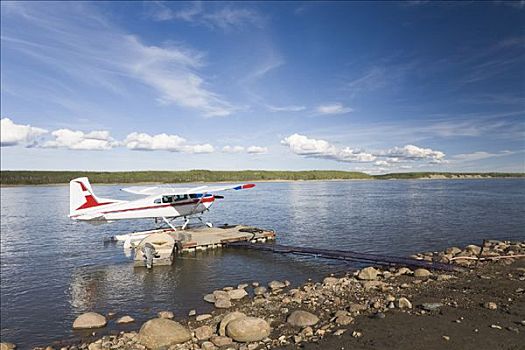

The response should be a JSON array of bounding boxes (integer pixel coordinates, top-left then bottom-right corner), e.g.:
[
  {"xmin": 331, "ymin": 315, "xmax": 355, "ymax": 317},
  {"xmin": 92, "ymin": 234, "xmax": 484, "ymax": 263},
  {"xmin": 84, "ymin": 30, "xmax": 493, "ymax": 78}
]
[{"xmin": 1, "ymin": 1, "xmax": 524, "ymax": 173}]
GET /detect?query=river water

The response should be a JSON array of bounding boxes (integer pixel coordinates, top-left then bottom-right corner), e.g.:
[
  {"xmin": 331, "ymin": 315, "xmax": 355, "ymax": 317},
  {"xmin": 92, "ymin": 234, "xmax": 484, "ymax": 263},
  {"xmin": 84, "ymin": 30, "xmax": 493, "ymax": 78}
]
[{"xmin": 1, "ymin": 179, "xmax": 524, "ymax": 348}]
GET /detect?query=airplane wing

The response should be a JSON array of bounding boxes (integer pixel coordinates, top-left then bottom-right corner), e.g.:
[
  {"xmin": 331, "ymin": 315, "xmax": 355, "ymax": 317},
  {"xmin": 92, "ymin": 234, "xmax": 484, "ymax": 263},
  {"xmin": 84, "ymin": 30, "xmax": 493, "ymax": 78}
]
[
  {"xmin": 121, "ymin": 186, "xmax": 200, "ymax": 196},
  {"xmin": 121, "ymin": 184, "xmax": 255, "ymax": 196}
]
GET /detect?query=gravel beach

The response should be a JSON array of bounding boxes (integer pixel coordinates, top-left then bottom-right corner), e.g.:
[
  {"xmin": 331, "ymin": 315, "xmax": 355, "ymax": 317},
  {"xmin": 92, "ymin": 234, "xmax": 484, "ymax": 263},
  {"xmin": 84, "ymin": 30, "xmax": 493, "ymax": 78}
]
[{"xmin": 4, "ymin": 240, "xmax": 523, "ymax": 350}]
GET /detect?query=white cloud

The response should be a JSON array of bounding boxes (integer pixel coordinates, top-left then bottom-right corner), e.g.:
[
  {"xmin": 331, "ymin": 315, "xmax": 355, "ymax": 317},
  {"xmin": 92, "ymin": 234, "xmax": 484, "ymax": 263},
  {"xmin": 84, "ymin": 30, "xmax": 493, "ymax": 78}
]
[
  {"xmin": 222, "ymin": 145, "xmax": 245, "ymax": 153},
  {"xmin": 386, "ymin": 144, "xmax": 445, "ymax": 163},
  {"xmin": 0, "ymin": 118, "xmax": 48, "ymax": 147},
  {"xmin": 267, "ymin": 105, "xmax": 306, "ymax": 112},
  {"xmin": 281, "ymin": 134, "xmax": 375, "ymax": 163},
  {"xmin": 246, "ymin": 146, "xmax": 268, "ymax": 154},
  {"xmin": 123, "ymin": 132, "xmax": 213, "ymax": 153},
  {"xmin": 316, "ymin": 103, "xmax": 353, "ymax": 115},
  {"xmin": 282, "ymin": 133, "xmax": 446, "ymax": 165},
  {"xmin": 281, "ymin": 133, "xmax": 337, "ymax": 156},
  {"xmin": 43, "ymin": 129, "xmax": 118, "ymax": 150}
]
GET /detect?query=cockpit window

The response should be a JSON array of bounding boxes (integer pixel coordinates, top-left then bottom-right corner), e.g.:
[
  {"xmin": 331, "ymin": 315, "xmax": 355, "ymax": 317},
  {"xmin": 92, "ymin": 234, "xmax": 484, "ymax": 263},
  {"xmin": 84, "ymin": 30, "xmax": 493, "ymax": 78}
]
[
  {"xmin": 154, "ymin": 198, "xmax": 161, "ymax": 204},
  {"xmin": 174, "ymin": 194, "xmax": 188, "ymax": 201},
  {"xmin": 162, "ymin": 195, "xmax": 174, "ymax": 203}
]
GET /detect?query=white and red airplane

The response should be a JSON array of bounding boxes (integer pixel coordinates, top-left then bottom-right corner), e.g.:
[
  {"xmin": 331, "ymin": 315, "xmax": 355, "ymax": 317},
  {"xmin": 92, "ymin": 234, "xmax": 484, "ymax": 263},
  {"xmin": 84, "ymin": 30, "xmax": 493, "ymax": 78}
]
[{"xmin": 69, "ymin": 177, "xmax": 255, "ymax": 232}]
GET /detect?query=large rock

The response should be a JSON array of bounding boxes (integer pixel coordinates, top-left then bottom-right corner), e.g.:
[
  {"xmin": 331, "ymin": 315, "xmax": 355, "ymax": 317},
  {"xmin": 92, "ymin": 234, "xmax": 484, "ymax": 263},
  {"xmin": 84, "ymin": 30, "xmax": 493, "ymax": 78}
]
[
  {"xmin": 362, "ymin": 280, "xmax": 386, "ymax": 290},
  {"xmin": 214, "ymin": 299, "xmax": 232, "ymax": 309},
  {"xmin": 201, "ymin": 341, "xmax": 217, "ymax": 350},
  {"xmin": 226, "ymin": 317, "xmax": 270, "ymax": 342},
  {"xmin": 420, "ymin": 303, "xmax": 443, "ymax": 311},
  {"xmin": 357, "ymin": 267, "xmax": 379, "ymax": 280},
  {"xmin": 268, "ymin": 280, "xmax": 286, "ymax": 290},
  {"xmin": 157, "ymin": 311, "xmax": 174, "ymax": 319},
  {"xmin": 323, "ymin": 277, "xmax": 339, "ymax": 285},
  {"xmin": 138, "ymin": 318, "xmax": 191, "ymax": 349},
  {"xmin": 88, "ymin": 343, "xmax": 102, "ymax": 350},
  {"xmin": 228, "ymin": 288, "xmax": 248, "ymax": 300},
  {"xmin": 445, "ymin": 247, "xmax": 462, "ymax": 255},
  {"xmin": 465, "ymin": 245, "xmax": 482, "ymax": 255},
  {"xmin": 194, "ymin": 325, "xmax": 214, "ymax": 341},
  {"xmin": 219, "ymin": 311, "xmax": 246, "ymax": 336},
  {"xmin": 73, "ymin": 312, "xmax": 107, "ymax": 329},
  {"xmin": 213, "ymin": 290, "xmax": 231, "ymax": 300},
  {"xmin": 335, "ymin": 315, "xmax": 354, "ymax": 326},
  {"xmin": 0, "ymin": 343, "xmax": 16, "ymax": 350},
  {"xmin": 203, "ymin": 294, "xmax": 216, "ymax": 303},
  {"xmin": 397, "ymin": 297, "xmax": 412, "ymax": 309},
  {"xmin": 287, "ymin": 310, "xmax": 319, "ymax": 327},
  {"xmin": 116, "ymin": 315, "xmax": 135, "ymax": 324},
  {"xmin": 253, "ymin": 286, "xmax": 267, "ymax": 295},
  {"xmin": 196, "ymin": 314, "xmax": 212, "ymax": 322},
  {"xmin": 395, "ymin": 267, "xmax": 413, "ymax": 276},
  {"xmin": 348, "ymin": 303, "xmax": 368, "ymax": 313},
  {"xmin": 210, "ymin": 336, "xmax": 233, "ymax": 347},
  {"xmin": 413, "ymin": 268, "xmax": 432, "ymax": 278}
]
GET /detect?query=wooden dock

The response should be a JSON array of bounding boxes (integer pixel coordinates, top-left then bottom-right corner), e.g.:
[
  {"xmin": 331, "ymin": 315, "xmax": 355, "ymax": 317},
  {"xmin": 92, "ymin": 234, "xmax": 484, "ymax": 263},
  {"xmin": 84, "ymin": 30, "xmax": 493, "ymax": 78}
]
[
  {"xmin": 175, "ymin": 224, "xmax": 276, "ymax": 254},
  {"xmin": 131, "ymin": 224, "xmax": 276, "ymax": 267}
]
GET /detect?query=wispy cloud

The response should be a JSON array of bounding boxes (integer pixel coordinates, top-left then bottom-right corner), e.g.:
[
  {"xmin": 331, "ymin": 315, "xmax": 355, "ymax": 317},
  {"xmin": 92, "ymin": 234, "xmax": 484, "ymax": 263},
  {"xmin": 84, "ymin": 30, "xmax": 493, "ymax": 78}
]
[
  {"xmin": 281, "ymin": 133, "xmax": 446, "ymax": 165},
  {"xmin": 452, "ymin": 36, "xmax": 525, "ymax": 86},
  {"xmin": 148, "ymin": 2, "xmax": 263, "ymax": 30},
  {"xmin": 316, "ymin": 103, "xmax": 353, "ymax": 115},
  {"xmin": 266, "ymin": 105, "xmax": 306, "ymax": 112},
  {"xmin": 2, "ymin": 2, "xmax": 236, "ymax": 117},
  {"xmin": 221, "ymin": 145, "xmax": 268, "ymax": 154},
  {"xmin": 0, "ymin": 118, "xmax": 47, "ymax": 147},
  {"xmin": 451, "ymin": 150, "xmax": 519, "ymax": 162}
]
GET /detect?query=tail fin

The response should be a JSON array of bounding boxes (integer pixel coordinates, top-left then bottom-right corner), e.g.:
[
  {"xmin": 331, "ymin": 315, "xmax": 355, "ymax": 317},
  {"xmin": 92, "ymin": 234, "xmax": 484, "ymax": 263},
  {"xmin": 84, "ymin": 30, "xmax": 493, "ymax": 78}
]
[{"xmin": 69, "ymin": 177, "xmax": 115, "ymax": 216}]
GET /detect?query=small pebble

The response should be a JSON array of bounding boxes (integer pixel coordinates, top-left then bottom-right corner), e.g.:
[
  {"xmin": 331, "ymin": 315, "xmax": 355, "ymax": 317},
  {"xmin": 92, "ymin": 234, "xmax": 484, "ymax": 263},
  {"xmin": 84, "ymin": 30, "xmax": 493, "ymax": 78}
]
[{"xmin": 483, "ymin": 302, "xmax": 498, "ymax": 310}]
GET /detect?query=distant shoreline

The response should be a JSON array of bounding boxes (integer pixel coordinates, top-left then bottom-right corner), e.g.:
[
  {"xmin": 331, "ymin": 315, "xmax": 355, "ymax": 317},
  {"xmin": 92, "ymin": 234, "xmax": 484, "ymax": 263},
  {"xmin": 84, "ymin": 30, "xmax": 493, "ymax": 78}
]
[{"xmin": 1, "ymin": 170, "xmax": 524, "ymax": 186}]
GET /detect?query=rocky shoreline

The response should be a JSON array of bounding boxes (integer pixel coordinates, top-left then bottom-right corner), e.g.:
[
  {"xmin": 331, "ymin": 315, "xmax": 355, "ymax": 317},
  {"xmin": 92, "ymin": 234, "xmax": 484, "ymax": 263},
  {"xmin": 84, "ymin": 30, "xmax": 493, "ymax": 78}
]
[{"xmin": 2, "ymin": 240, "xmax": 524, "ymax": 350}]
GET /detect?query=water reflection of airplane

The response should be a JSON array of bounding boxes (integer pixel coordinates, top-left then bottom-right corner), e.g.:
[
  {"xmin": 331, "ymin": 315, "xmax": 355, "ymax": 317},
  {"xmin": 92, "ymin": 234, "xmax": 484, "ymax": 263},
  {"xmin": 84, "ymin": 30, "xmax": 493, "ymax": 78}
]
[{"xmin": 69, "ymin": 177, "xmax": 255, "ymax": 230}]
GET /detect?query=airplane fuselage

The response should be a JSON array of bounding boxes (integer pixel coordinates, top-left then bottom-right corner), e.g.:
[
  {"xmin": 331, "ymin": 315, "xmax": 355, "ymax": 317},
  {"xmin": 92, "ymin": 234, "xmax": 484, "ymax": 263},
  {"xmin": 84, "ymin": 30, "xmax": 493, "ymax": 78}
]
[{"xmin": 70, "ymin": 194, "xmax": 215, "ymax": 222}]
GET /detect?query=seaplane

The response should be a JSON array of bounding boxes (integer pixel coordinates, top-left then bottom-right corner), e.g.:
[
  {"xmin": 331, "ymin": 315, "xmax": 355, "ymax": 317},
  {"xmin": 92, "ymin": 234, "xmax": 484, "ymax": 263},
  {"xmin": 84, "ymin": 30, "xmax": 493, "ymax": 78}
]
[{"xmin": 69, "ymin": 177, "xmax": 255, "ymax": 248}]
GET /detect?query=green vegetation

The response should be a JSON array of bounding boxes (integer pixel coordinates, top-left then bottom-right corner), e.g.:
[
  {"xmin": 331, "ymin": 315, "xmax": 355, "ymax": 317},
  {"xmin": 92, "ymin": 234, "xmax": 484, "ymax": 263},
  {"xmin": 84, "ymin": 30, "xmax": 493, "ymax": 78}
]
[
  {"xmin": 1, "ymin": 170, "xmax": 523, "ymax": 185},
  {"xmin": 0, "ymin": 170, "xmax": 372, "ymax": 185}
]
